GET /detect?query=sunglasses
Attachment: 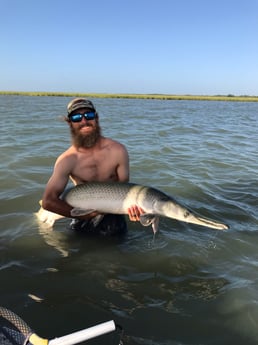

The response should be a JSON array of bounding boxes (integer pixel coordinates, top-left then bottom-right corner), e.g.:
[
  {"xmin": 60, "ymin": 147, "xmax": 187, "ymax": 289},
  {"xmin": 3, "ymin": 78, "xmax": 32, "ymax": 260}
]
[{"xmin": 69, "ymin": 112, "xmax": 96, "ymax": 122}]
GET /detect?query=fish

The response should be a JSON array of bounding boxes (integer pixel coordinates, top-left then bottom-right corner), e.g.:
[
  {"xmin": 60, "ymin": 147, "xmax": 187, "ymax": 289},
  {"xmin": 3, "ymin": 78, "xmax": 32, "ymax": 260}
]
[{"xmin": 38, "ymin": 181, "xmax": 228, "ymax": 233}]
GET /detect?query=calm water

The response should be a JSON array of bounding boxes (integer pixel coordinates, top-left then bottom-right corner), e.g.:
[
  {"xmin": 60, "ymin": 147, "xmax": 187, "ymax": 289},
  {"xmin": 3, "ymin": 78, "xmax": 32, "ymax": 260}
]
[{"xmin": 0, "ymin": 95, "xmax": 258, "ymax": 345}]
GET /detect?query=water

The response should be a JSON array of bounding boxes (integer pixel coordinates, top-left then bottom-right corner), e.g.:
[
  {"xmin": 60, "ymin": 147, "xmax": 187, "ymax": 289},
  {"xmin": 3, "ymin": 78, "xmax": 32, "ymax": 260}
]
[{"xmin": 0, "ymin": 95, "xmax": 258, "ymax": 344}]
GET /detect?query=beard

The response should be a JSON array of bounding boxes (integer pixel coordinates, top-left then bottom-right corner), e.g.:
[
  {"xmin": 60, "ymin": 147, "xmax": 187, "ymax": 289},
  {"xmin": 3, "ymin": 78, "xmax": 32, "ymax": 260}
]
[{"xmin": 70, "ymin": 122, "xmax": 102, "ymax": 148}]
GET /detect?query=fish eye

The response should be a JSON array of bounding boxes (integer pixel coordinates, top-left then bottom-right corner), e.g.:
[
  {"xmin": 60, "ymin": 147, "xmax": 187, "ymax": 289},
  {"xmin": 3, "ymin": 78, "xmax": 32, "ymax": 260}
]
[{"xmin": 184, "ymin": 211, "xmax": 190, "ymax": 218}]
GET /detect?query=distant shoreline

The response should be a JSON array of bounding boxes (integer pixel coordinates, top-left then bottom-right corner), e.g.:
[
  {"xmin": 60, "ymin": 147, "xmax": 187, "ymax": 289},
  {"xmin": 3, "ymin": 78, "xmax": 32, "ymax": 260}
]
[{"xmin": 0, "ymin": 91, "xmax": 257, "ymax": 102}]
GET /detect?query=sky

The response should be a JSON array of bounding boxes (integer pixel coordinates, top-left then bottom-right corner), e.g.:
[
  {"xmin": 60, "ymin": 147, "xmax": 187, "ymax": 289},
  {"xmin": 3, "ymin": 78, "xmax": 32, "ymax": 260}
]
[{"xmin": 1, "ymin": 0, "xmax": 258, "ymax": 95}]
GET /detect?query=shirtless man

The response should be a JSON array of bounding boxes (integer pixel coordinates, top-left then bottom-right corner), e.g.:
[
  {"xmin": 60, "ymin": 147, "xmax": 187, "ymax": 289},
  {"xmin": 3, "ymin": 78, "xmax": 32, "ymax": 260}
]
[{"xmin": 42, "ymin": 98, "xmax": 143, "ymax": 236}]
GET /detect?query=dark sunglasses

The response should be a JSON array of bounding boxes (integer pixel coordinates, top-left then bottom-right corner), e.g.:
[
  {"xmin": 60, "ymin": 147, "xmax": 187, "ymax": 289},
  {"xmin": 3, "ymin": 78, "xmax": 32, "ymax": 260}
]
[{"xmin": 69, "ymin": 112, "xmax": 96, "ymax": 122}]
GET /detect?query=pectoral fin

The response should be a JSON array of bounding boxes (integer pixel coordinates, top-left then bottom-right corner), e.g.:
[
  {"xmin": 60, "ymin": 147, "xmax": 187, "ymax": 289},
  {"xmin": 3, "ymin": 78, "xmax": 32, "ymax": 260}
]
[
  {"xmin": 139, "ymin": 214, "xmax": 160, "ymax": 233},
  {"xmin": 151, "ymin": 217, "xmax": 159, "ymax": 234},
  {"xmin": 139, "ymin": 214, "xmax": 156, "ymax": 226},
  {"xmin": 70, "ymin": 208, "xmax": 97, "ymax": 217}
]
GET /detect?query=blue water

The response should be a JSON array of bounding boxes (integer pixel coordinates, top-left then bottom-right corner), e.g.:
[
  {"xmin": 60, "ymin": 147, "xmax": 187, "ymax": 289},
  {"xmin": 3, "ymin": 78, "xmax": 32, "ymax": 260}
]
[{"xmin": 0, "ymin": 95, "xmax": 258, "ymax": 344}]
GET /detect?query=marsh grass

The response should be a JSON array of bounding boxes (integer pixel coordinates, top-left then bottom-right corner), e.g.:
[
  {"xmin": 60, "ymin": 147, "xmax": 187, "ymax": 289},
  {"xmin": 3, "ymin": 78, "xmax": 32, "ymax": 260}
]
[{"xmin": 0, "ymin": 91, "xmax": 257, "ymax": 102}]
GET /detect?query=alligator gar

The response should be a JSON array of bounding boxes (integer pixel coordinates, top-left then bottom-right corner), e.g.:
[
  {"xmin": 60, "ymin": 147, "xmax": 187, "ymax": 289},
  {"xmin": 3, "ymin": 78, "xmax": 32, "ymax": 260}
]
[{"xmin": 49, "ymin": 181, "xmax": 229, "ymax": 233}]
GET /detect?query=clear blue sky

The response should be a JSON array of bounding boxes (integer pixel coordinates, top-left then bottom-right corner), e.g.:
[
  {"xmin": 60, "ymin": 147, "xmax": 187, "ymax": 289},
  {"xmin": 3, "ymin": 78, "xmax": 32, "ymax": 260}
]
[{"xmin": 1, "ymin": 0, "xmax": 258, "ymax": 95}]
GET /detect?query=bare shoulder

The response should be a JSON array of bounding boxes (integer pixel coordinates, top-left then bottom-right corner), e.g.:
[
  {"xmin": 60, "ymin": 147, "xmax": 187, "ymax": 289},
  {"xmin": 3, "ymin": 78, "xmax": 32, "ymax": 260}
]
[
  {"xmin": 55, "ymin": 146, "xmax": 77, "ymax": 170},
  {"xmin": 102, "ymin": 137, "xmax": 127, "ymax": 153},
  {"xmin": 57, "ymin": 146, "xmax": 77, "ymax": 158}
]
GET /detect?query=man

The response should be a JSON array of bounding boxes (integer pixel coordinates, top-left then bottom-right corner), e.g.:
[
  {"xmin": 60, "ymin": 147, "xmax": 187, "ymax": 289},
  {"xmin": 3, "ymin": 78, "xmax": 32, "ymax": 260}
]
[{"xmin": 42, "ymin": 98, "xmax": 143, "ymax": 236}]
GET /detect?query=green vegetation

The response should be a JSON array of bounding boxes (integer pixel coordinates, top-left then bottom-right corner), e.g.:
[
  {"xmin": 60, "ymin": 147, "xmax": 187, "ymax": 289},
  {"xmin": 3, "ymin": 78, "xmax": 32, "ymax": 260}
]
[{"xmin": 0, "ymin": 91, "xmax": 257, "ymax": 102}]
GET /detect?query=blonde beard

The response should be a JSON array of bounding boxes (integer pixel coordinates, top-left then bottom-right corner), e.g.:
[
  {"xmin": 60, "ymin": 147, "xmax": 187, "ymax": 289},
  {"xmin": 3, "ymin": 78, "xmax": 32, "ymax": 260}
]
[{"xmin": 71, "ymin": 124, "xmax": 102, "ymax": 148}]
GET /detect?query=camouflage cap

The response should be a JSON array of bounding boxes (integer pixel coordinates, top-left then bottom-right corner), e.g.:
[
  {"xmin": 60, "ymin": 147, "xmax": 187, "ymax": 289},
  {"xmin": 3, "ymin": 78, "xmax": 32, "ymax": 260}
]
[{"xmin": 67, "ymin": 98, "xmax": 96, "ymax": 116}]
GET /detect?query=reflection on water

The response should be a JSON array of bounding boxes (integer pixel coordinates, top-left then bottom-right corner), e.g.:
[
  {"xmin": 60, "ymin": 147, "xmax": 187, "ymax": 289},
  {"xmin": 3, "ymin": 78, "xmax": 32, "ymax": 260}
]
[{"xmin": 38, "ymin": 222, "xmax": 71, "ymax": 258}]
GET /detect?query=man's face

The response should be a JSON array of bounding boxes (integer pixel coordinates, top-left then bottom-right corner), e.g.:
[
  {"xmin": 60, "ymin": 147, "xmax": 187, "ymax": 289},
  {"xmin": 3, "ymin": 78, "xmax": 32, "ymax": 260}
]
[{"xmin": 69, "ymin": 108, "xmax": 101, "ymax": 148}]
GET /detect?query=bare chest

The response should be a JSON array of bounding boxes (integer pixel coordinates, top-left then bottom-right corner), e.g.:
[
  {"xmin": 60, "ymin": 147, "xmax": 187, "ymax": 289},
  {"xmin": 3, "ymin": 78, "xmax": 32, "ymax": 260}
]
[{"xmin": 70, "ymin": 153, "xmax": 118, "ymax": 183}]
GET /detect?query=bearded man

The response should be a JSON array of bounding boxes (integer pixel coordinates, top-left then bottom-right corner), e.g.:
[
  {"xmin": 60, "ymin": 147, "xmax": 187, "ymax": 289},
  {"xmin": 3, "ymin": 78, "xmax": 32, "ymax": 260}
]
[{"xmin": 42, "ymin": 98, "xmax": 143, "ymax": 236}]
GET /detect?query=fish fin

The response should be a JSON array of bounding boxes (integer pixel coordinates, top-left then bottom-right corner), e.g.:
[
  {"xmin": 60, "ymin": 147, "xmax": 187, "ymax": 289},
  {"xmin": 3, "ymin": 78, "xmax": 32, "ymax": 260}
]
[
  {"xmin": 91, "ymin": 214, "xmax": 104, "ymax": 227},
  {"xmin": 70, "ymin": 208, "xmax": 96, "ymax": 217},
  {"xmin": 35, "ymin": 206, "xmax": 64, "ymax": 227},
  {"xmin": 151, "ymin": 217, "xmax": 160, "ymax": 234},
  {"xmin": 139, "ymin": 214, "xmax": 160, "ymax": 234},
  {"xmin": 139, "ymin": 214, "xmax": 157, "ymax": 227}
]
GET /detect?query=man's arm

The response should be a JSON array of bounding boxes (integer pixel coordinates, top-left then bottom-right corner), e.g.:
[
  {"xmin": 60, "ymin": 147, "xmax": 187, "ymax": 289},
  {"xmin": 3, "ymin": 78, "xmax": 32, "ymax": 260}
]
[
  {"xmin": 42, "ymin": 155, "xmax": 98, "ymax": 220},
  {"xmin": 115, "ymin": 143, "xmax": 130, "ymax": 183},
  {"xmin": 42, "ymin": 157, "xmax": 74, "ymax": 217}
]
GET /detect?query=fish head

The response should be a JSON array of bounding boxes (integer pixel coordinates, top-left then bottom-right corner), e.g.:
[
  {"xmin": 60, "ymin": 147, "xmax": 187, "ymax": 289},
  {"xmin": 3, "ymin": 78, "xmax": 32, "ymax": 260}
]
[
  {"xmin": 160, "ymin": 199, "xmax": 192, "ymax": 221},
  {"xmin": 159, "ymin": 199, "xmax": 229, "ymax": 230}
]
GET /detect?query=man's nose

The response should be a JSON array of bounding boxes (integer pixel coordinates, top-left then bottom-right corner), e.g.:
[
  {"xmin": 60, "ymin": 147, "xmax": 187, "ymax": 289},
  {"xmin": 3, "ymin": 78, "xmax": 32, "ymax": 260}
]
[{"xmin": 81, "ymin": 115, "xmax": 88, "ymax": 122}]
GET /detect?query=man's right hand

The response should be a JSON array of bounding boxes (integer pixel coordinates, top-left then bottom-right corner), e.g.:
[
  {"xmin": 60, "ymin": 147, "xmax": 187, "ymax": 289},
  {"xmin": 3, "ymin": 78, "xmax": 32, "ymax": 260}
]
[{"xmin": 127, "ymin": 206, "xmax": 145, "ymax": 222}]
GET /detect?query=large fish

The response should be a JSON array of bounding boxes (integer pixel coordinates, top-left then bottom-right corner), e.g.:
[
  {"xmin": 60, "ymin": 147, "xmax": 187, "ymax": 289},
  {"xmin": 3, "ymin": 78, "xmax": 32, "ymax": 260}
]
[{"xmin": 36, "ymin": 182, "xmax": 229, "ymax": 232}]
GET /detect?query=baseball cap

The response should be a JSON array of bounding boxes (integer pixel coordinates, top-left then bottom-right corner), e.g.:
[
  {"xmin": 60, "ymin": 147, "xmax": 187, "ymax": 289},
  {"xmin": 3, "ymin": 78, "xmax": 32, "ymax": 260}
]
[{"xmin": 67, "ymin": 98, "xmax": 96, "ymax": 116}]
